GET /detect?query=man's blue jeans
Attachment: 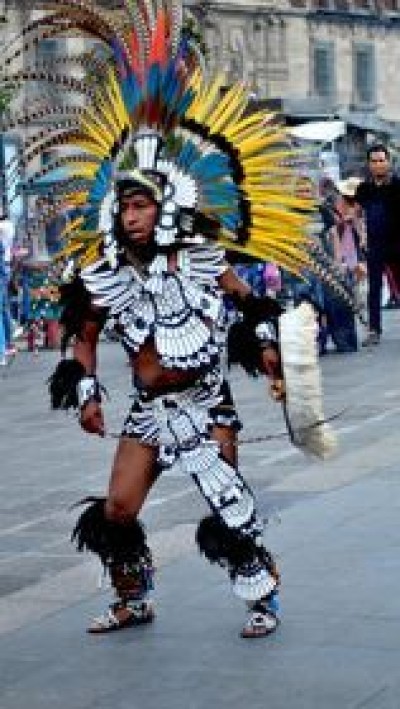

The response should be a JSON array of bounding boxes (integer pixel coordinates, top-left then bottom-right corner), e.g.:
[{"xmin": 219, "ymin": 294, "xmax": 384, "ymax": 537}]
[{"xmin": 0, "ymin": 269, "xmax": 12, "ymax": 354}]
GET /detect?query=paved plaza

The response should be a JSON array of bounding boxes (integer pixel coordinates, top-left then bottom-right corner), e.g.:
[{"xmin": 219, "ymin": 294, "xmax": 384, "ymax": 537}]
[{"xmin": 1, "ymin": 312, "xmax": 400, "ymax": 708}]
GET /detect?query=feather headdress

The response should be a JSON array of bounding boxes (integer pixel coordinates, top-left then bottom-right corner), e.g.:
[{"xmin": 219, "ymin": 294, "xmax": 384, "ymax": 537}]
[{"xmin": 1, "ymin": 0, "xmax": 317, "ymax": 274}]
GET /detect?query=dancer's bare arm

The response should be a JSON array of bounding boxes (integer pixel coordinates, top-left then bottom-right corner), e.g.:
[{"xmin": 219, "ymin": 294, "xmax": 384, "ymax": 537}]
[
  {"xmin": 73, "ymin": 316, "xmax": 105, "ymax": 436},
  {"xmin": 218, "ymin": 265, "xmax": 250, "ymax": 298}
]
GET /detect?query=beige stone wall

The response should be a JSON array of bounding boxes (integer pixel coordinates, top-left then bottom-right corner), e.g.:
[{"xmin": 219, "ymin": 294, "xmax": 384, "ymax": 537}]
[
  {"xmin": 282, "ymin": 16, "xmax": 310, "ymax": 99},
  {"xmin": 203, "ymin": 2, "xmax": 400, "ymax": 121},
  {"xmin": 375, "ymin": 29, "xmax": 400, "ymax": 120}
]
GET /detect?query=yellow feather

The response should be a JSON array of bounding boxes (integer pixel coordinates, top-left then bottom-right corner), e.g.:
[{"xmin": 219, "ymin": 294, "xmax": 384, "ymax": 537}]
[
  {"xmin": 209, "ymin": 90, "xmax": 247, "ymax": 134},
  {"xmin": 64, "ymin": 192, "xmax": 89, "ymax": 206},
  {"xmin": 230, "ymin": 124, "xmax": 284, "ymax": 146},
  {"xmin": 107, "ymin": 69, "xmax": 130, "ymax": 127},
  {"xmin": 219, "ymin": 237, "xmax": 310, "ymax": 274},
  {"xmin": 66, "ymin": 163, "xmax": 99, "ymax": 179},
  {"xmin": 80, "ymin": 115, "xmax": 113, "ymax": 152},
  {"xmin": 72, "ymin": 138, "xmax": 108, "ymax": 160},
  {"xmin": 53, "ymin": 242, "xmax": 85, "ymax": 260},
  {"xmin": 186, "ymin": 74, "xmax": 225, "ymax": 123},
  {"xmin": 79, "ymin": 240, "xmax": 102, "ymax": 268},
  {"xmin": 81, "ymin": 100, "xmax": 117, "ymax": 147},
  {"xmin": 207, "ymin": 84, "xmax": 246, "ymax": 133},
  {"xmin": 251, "ymin": 205, "xmax": 311, "ymax": 222},
  {"xmin": 97, "ymin": 82, "xmax": 122, "ymax": 136},
  {"xmin": 224, "ymin": 113, "xmax": 271, "ymax": 140},
  {"xmin": 60, "ymin": 216, "xmax": 85, "ymax": 238}
]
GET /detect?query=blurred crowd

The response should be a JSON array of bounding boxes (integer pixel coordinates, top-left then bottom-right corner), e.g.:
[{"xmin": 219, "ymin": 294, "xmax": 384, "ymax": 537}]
[{"xmin": 0, "ymin": 209, "xmax": 58, "ymax": 367}]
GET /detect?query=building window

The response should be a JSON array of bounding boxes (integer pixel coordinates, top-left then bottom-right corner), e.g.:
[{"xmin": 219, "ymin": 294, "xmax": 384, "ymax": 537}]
[
  {"xmin": 0, "ymin": 0, "xmax": 8, "ymax": 23},
  {"xmin": 353, "ymin": 44, "xmax": 376, "ymax": 107},
  {"xmin": 313, "ymin": 1, "xmax": 332, "ymax": 8},
  {"xmin": 312, "ymin": 41, "xmax": 335, "ymax": 100},
  {"xmin": 334, "ymin": 0, "xmax": 350, "ymax": 10},
  {"xmin": 383, "ymin": 0, "xmax": 398, "ymax": 11}
]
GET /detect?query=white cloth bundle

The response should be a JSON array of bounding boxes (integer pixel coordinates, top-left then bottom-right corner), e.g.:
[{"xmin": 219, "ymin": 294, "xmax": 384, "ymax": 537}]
[{"xmin": 279, "ymin": 303, "xmax": 337, "ymax": 459}]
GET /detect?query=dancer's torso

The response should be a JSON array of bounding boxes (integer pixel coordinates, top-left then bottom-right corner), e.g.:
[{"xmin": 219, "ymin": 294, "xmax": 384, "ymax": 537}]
[{"xmin": 81, "ymin": 243, "xmax": 228, "ymax": 391}]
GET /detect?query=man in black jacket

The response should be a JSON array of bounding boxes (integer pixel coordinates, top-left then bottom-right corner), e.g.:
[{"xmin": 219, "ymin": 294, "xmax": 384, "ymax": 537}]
[{"xmin": 355, "ymin": 144, "xmax": 400, "ymax": 345}]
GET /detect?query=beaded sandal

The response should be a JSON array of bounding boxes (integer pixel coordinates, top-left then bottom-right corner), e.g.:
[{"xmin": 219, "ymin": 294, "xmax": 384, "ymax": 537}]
[
  {"xmin": 240, "ymin": 609, "xmax": 278, "ymax": 638},
  {"xmin": 87, "ymin": 599, "xmax": 155, "ymax": 634}
]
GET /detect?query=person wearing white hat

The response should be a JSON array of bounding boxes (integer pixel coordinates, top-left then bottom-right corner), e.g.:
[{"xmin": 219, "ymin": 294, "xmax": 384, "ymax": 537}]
[
  {"xmin": 336, "ymin": 177, "xmax": 362, "ymax": 200},
  {"xmin": 322, "ymin": 177, "xmax": 365, "ymax": 352}
]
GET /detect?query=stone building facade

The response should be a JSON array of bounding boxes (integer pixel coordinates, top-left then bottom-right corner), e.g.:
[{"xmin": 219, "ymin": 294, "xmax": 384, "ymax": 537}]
[
  {"xmin": 196, "ymin": 1, "xmax": 400, "ymax": 124},
  {"xmin": 3, "ymin": 1, "xmax": 400, "ymax": 123},
  {"xmin": 191, "ymin": 1, "xmax": 400, "ymax": 173}
]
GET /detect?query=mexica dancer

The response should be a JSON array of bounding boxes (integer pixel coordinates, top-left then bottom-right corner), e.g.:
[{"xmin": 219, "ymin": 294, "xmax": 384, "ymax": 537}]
[{"xmin": 4, "ymin": 0, "xmax": 336, "ymax": 637}]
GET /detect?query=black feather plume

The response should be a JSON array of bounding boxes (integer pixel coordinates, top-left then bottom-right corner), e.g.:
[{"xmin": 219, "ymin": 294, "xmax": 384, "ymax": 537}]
[
  {"xmin": 48, "ymin": 358, "xmax": 86, "ymax": 409},
  {"xmin": 196, "ymin": 515, "xmax": 273, "ymax": 573},
  {"xmin": 71, "ymin": 497, "xmax": 148, "ymax": 567},
  {"xmin": 227, "ymin": 320, "xmax": 261, "ymax": 375}
]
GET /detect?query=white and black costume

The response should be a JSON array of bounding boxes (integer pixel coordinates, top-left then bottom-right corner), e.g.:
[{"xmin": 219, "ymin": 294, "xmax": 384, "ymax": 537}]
[
  {"xmin": 47, "ymin": 222, "xmax": 283, "ymax": 632},
  {"xmin": 4, "ymin": 0, "xmax": 337, "ymax": 635}
]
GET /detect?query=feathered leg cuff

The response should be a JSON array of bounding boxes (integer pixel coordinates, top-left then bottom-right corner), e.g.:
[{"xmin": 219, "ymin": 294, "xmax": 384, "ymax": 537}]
[
  {"xmin": 71, "ymin": 497, "xmax": 150, "ymax": 568},
  {"xmin": 72, "ymin": 498, "xmax": 154, "ymax": 602},
  {"xmin": 195, "ymin": 515, "xmax": 279, "ymax": 602}
]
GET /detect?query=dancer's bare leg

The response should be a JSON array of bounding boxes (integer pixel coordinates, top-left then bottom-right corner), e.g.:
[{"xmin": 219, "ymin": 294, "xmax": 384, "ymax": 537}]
[
  {"xmin": 106, "ymin": 437, "xmax": 158, "ymax": 521},
  {"xmin": 88, "ymin": 438, "xmax": 158, "ymax": 632}
]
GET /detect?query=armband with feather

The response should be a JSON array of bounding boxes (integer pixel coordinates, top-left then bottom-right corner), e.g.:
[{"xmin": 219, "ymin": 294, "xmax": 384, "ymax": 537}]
[
  {"xmin": 48, "ymin": 359, "xmax": 102, "ymax": 411},
  {"xmin": 227, "ymin": 293, "xmax": 283, "ymax": 375}
]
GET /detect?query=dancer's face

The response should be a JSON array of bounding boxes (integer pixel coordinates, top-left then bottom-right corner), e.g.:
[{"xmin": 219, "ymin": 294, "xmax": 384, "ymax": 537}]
[{"xmin": 119, "ymin": 192, "xmax": 158, "ymax": 244}]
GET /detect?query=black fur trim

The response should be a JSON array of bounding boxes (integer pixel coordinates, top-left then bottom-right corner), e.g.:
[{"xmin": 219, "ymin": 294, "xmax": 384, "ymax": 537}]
[
  {"xmin": 227, "ymin": 320, "xmax": 262, "ymax": 376},
  {"xmin": 71, "ymin": 497, "xmax": 148, "ymax": 567},
  {"xmin": 227, "ymin": 294, "xmax": 283, "ymax": 375},
  {"xmin": 48, "ymin": 358, "xmax": 86, "ymax": 410},
  {"xmin": 232, "ymin": 292, "xmax": 284, "ymax": 323},
  {"xmin": 196, "ymin": 515, "xmax": 262, "ymax": 570}
]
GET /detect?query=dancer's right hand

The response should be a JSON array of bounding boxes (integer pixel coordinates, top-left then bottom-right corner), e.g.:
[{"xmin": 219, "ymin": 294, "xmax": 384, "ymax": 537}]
[{"xmin": 79, "ymin": 400, "xmax": 105, "ymax": 437}]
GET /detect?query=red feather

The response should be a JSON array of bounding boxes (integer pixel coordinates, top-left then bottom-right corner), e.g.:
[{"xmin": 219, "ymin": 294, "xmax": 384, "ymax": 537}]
[
  {"xmin": 129, "ymin": 28, "xmax": 144, "ymax": 80},
  {"xmin": 148, "ymin": 10, "xmax": 169, "ymax": 68}
]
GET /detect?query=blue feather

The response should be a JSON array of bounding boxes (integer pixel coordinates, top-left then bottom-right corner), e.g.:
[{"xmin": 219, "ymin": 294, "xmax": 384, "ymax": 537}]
[
  {"xmin": 147, "ymin": 64, "xmax": 162, "ymax": 99},
  {"xmin": 220, "ymin": 212, "xmax": 240, "ymax": 230},
  {"xmin": 176, "ymin": 140, "xmax": 200, "ymax": 169},
  {"xmin": 175, "ymin": 88, "xmax": 195, "ymax": 118},
  {"xmin": 191, "ymin": 154, "xmax": 231, "ymax": 180},
  {"xmin": 88, "ymin": 160, "xmax": 112, "ymax": 202},
  {"xmin": 110, "ymin": 39, "xmax": 129, "ymax": 78},
  {"xmin": 161, "ymin": 62, "xmax": 180, "ymax": 107}
]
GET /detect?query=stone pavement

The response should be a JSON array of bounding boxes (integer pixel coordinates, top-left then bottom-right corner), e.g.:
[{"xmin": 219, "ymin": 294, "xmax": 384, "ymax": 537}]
[
  {"xmin": 1, "ymin": 313, "xmax": 400, "ymax": 708},
  {"xmin": 1, "ymin": 470, "xmax": 400, "ymax": 708}
]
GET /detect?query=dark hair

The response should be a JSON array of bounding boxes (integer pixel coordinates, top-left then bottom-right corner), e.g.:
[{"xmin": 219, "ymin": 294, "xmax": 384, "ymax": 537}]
[{"xmin": 367, "ymin": 143, "xmax": 390, "ymax": 160}]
